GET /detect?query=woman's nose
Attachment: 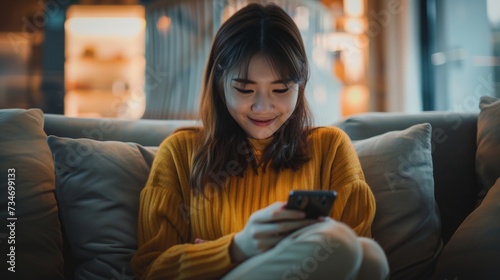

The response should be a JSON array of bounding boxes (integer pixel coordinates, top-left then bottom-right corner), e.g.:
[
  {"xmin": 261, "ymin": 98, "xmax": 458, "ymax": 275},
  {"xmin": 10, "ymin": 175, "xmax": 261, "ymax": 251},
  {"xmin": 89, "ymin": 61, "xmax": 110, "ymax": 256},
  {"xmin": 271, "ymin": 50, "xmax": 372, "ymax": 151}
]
[{"xmin": 251, "ymin": 93, "xmax": 273, "ymax": 112}]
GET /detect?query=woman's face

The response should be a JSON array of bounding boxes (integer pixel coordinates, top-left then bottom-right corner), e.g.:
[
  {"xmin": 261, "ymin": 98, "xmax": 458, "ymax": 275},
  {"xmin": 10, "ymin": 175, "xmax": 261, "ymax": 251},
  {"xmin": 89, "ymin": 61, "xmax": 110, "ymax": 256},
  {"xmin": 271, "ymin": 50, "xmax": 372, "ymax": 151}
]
[{"xmin": 224, "ymin": 54, "xmax": 299, "ymax": 139}]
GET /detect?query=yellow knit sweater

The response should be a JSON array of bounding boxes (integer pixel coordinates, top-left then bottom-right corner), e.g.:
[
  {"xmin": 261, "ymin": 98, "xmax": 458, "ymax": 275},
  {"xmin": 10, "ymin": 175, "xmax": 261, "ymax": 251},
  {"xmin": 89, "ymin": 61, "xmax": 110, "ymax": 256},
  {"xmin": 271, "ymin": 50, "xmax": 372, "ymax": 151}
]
[{"xmin": 131, "ymin": 126, "xmax": 375, "ymax": 280}]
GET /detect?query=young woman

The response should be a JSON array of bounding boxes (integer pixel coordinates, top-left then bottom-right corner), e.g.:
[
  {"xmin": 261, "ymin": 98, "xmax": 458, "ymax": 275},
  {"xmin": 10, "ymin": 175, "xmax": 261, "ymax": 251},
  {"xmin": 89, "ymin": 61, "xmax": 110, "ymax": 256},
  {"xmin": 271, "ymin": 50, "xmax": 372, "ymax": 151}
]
[{"xmin": 131, "ymin": 3, "xmax": 388, "ymax": 280}]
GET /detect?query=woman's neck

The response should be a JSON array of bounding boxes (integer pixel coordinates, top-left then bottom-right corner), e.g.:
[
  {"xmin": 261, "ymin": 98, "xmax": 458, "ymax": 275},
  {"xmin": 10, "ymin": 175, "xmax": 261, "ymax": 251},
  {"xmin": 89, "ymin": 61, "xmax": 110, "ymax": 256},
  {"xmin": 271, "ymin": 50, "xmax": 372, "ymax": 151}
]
[{"xmin": 247, "ymin": 136, "xmax": 273, "ymax": 152}]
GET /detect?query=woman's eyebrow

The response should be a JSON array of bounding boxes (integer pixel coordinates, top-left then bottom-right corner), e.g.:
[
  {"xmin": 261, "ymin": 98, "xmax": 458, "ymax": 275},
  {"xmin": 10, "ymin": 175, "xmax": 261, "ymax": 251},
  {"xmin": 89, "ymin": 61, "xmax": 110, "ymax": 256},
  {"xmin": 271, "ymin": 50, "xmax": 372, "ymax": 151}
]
[{"xmin": 232, "ymin": 78, "xmax": 288, "ymax": 84}]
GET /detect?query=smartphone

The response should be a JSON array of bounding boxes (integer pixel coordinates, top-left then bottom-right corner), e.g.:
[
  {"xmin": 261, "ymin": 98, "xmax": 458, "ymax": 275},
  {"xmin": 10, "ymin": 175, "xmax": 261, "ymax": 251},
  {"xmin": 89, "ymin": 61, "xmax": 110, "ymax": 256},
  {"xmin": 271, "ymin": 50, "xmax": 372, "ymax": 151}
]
[{"xmin": 285, "ymin": 190, "xmax": 337, "ymax": 219}]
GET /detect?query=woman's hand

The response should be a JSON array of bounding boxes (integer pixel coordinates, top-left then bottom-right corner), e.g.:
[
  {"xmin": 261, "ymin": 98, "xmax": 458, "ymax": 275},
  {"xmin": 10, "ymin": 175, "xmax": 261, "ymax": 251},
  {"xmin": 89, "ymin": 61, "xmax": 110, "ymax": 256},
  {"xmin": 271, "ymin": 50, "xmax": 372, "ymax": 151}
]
[
  {"xmin": 230, "ymin": 201, "xmax": 320, "ymax": 263},
  {"xmin": 195, "ymin": 238, "xmax": 206, "ymax": 244}
]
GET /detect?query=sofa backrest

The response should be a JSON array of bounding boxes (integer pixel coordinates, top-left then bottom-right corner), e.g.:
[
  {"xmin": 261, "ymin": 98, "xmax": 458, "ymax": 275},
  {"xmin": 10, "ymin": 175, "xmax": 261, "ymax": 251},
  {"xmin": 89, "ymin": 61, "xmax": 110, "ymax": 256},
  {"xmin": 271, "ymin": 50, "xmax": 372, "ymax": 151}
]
[
  {"xmin": 44, "ymin": 114, "xmax": 199, "ymax": 146},
  {"xmin": 44, "ymin": 112, "xmax": 480, "ymax": 245},
  {"xmin": 336, "ymin": 111, "xmax": 480, "ymax": 244}
]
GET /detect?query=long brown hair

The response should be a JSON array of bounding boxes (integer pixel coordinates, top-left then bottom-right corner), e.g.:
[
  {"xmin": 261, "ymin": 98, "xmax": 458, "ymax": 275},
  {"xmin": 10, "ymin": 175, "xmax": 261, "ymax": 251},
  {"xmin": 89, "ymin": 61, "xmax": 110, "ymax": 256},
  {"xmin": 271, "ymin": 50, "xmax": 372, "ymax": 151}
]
[{"xmin": 190, "ymin": 3, "xmax": 313, "ymax": 194}]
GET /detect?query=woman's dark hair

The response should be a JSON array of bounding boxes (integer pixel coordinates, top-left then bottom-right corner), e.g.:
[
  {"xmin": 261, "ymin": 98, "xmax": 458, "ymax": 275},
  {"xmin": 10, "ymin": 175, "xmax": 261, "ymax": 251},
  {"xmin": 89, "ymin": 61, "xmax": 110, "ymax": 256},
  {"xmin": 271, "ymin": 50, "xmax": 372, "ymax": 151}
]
[{"xmin": 190, "ymin": 3, "xmax": 313, "ymax": 194}]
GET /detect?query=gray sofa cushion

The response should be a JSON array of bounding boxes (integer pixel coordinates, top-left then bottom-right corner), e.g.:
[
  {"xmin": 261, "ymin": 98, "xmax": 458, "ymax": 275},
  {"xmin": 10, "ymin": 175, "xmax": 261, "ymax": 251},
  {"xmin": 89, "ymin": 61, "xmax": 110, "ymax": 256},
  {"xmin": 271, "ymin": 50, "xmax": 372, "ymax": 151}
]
[
  {"xmin": 47, "ymin": 136, "xmax": 157, "ymax": 280},
  {"xmin": 433, "ymin": 177, "xmax": 500, "ymax": 279},
  {"xmin": 336, "ymin": 112, "xmax": 479, "ymax": 244},
  {"xmin": 476, "ymin": 96, "xmax": 500, "ymax": 199},
  {"xmin": 0, "ymin": 109, "xmax": 64, "ymax": 280},
  {"xmin": 353, "ymin": 123, "xmax": 442, "ymax": 280}
]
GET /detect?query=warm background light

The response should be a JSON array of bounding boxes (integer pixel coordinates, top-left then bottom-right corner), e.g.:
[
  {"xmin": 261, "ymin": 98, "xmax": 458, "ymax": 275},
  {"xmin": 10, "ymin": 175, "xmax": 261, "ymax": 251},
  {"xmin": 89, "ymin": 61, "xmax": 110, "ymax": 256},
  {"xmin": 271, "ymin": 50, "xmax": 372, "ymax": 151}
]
[
  {"xmin": 156, "ymin": 15, "xmax": 171, "ymax": 33},
  {"xmin": 293, "ymin": 6, "xmax": 310, "ymax": 30},
  {"xmin": 343, "ymin": 0, "xmax": 364, "ymax": 17},
  {"xmin": 343, "ymin": 17, "xmax": 366, "ymax": 34},
  {"xmin": 64, "ymin": 5, "xmax": 146, "ymax": 119},
  {"xmin": 325, "ymin": 32, "xmax": 355, "ymax": 52},
  {"xmin": 321, "ymin": 0, "xmax": 368, "ymax": 117},
  {"xmin": 66, "ymin": 17, "xmax": 145, "ymax": 37},
  {"xmin": 323, "ymin": 32, "xmax": 365, "ymax": 85},
  {"xmin": 341, "ymin": 85, "xmax": 369, "ymax": 116}
]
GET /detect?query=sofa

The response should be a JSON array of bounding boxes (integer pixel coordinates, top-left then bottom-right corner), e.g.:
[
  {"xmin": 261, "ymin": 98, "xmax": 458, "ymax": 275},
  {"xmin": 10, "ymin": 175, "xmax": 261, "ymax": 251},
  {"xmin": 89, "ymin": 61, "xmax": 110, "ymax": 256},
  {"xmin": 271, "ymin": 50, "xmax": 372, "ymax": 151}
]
[{"xmin": 0, "ymin": 96, "xmax": 499, "ymax": 280}]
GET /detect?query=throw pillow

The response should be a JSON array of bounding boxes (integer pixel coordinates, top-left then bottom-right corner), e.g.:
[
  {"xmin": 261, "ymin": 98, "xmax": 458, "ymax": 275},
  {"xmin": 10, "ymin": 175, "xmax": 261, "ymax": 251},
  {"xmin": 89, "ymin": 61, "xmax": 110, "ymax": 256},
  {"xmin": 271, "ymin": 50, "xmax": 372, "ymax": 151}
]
[
  {"xmin": 0, "ymin": 109, "xmax": 64, "ymax": 280},
  {"xmin": 353, "ymin": 123, "xmax": 442, "ymax": 280},
  {"xmin": 476, "ymin": 96, "xmax": 500, "ymax": 199},
  {"xmin": 47, "ymin": 136, "xmax": 157, "ymax": 280},
  {"xmin": 432, "ymin": 177, "xmax": 500, "ymax": 279}
]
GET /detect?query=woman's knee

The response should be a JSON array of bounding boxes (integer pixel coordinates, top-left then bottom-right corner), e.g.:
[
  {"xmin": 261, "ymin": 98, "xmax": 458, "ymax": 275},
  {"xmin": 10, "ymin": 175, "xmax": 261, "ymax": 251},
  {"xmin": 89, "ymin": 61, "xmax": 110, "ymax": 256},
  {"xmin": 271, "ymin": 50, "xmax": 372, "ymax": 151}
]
[
  {"xmin": 298, "ymin": 220, "xmax": 364, "ymax": 274},
  {"xmin": 357, "ymin": 238, "xmax": 389, "ymax": 280}
]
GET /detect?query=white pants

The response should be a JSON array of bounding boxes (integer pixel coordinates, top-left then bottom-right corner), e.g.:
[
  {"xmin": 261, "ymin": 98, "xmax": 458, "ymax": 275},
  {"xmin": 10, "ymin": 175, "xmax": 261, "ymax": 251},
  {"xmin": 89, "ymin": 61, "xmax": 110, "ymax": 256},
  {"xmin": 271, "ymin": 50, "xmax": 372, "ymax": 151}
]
[{"xmin": 222, "ymin": 220, "xmax": 389, "ymax": 280}]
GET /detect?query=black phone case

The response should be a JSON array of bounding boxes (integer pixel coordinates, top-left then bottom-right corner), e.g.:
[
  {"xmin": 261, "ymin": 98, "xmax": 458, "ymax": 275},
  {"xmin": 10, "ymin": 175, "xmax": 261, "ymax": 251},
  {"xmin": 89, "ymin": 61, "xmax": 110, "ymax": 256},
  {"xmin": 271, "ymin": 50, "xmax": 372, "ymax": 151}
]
[{"xmin": 285, "ymin": 190, "xmax": 337, "ymax": 219}]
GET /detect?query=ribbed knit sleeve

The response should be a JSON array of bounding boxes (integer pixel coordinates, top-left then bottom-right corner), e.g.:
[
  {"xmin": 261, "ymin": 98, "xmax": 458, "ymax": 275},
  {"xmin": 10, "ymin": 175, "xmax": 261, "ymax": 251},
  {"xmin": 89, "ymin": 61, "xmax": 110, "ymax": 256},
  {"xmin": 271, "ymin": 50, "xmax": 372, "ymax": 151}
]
[
  {"xmin": 131, "ymin": 132, "xmax": 237, "ymax": 280},
  {"xmin": 316, "ymin": 127, "xmax": 375, "ymax": 237}
]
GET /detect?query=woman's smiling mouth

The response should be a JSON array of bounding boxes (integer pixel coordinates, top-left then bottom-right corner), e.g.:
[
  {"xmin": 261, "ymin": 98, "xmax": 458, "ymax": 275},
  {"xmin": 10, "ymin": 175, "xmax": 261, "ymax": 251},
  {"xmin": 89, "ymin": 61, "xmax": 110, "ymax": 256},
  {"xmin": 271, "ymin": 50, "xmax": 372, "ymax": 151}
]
[{"xmin": 248, "ymin": 117, "xmax": 277, "ymax": 126}]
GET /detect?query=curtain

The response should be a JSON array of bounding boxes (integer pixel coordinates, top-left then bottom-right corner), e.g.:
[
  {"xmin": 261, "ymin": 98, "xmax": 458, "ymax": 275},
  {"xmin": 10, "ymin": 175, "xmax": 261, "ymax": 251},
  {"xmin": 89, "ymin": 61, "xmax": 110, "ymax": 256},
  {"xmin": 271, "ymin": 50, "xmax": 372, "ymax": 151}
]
[
  {"xmin": 368, "ymin": 0, "xmax": 422, "ymax": 112},
  {"xmin": 142, "ymin": 0, "xmax": 217, "ymax": 119}
]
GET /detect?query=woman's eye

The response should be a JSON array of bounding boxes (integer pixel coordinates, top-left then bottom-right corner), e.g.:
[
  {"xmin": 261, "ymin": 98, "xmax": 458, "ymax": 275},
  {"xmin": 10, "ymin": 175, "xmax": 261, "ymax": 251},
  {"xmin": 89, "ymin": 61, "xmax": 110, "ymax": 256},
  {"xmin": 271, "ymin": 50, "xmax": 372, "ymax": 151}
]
[
  {"xmin": 233, "ymin": 87, "xmax": 253, "ymax": 94},
  {"xmin": 274, "ymin": 88, "xmax": 289, "ymax": 94}
]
